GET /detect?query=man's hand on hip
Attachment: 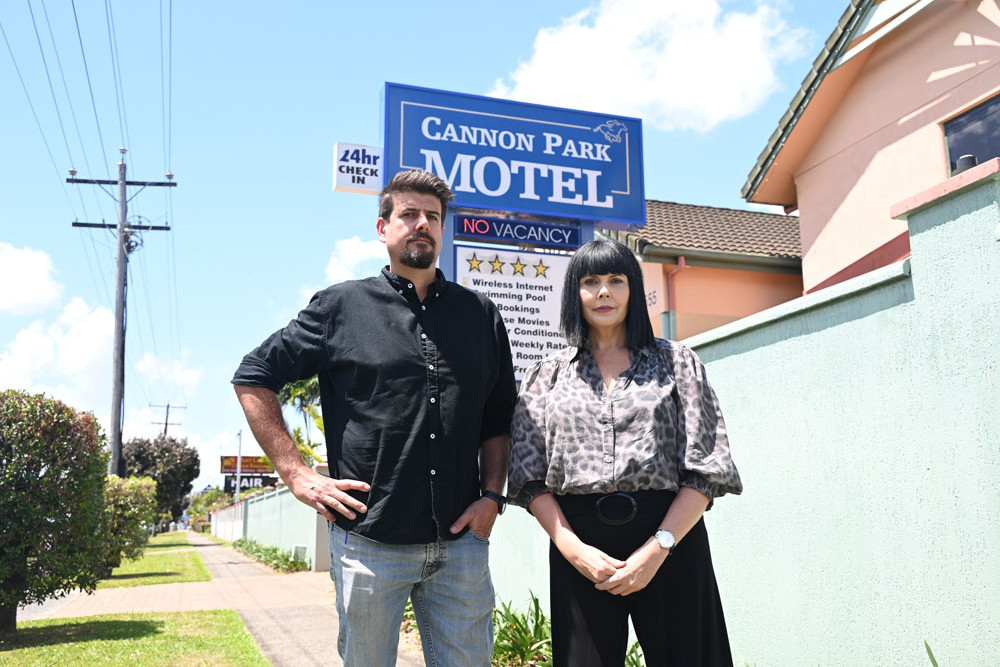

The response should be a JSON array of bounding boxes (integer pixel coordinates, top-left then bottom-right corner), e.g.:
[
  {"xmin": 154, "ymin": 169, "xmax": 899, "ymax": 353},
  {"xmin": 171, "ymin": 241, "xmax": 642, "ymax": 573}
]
[
  {"xmin": 449, "ymin": 497, "xmax": 499, "ymax": 539},
  {"xmin": 288, "ymin": 466, "xmax": 370, "ymax": 522}
]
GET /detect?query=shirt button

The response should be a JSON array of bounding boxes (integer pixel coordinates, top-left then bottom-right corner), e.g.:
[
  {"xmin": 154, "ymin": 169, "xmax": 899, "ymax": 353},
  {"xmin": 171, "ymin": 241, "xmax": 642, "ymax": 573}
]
[
  {"xmin": 604, "ymin": 424, "xmax": 613, "ymax": 431},
  {"xmin": 430, "ymin": 397, "xmax": 436, "ymax": 403},
  {"xmin": 421, "ymin": 333, "xmax": 427, "ymax": 339},
  {"xmin": 604, "ymin": 456, "xmax": 613, "ymax": 463},
  {"xmin": 430, "ymin": 433, "xmax": 436, "ymax": 439},
  {"xmin": 430, "ymin": 469, "xmax": 436, "ymax": 476},
  {"xmin": 428, "ymin": 364, "xmax": 435, "ymax": 370},
  {"xmin": 398, "ymin": 290, "xmax": 403, "ymax": 295},
  {"xmin": 408, "ymin": 283, "xmax": 413, "ymax": 288},
  {"xmin": 421, "ymin": 305, "xmax": 426, "ymax": 310}
]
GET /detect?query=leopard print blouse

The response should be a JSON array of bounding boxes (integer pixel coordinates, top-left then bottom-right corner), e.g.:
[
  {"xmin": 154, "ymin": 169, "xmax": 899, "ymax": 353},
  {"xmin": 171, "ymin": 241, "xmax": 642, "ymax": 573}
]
[{"xmin": 507, "ymin": 338, "xmax": 742, "ymax": 509}]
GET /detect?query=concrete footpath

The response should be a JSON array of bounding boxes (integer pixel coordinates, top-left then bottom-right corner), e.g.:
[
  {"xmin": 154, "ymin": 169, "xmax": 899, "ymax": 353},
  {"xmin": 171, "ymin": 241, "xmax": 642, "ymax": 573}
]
[{"xmin": 20, "ymin": 530, "xmax": 424, "ymax": 667}]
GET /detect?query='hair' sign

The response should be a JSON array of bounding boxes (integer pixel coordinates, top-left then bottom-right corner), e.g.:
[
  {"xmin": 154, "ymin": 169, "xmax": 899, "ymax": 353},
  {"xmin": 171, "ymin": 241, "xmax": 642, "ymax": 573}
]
[{"xmin": 384, "ymin": 83, "xmax": 645, "ymax": 226}]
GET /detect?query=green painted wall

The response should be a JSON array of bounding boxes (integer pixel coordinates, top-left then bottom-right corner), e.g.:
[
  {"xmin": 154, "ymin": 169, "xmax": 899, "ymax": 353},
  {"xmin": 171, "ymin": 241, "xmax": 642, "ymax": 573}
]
[
  {"xmin": 492, "ymin": 175, "xmax": 1000, "ymax": 665},
  {"xmin": 684, "ymin": 176, "xmax": 1000, "ymax": 666},
  {"xmin": 243, "ymin": 487, "xmax": 329, "ymax": 572}
]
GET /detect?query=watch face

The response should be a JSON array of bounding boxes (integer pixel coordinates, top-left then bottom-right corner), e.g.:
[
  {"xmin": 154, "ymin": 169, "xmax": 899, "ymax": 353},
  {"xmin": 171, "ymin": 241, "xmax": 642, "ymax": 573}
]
[{"xmin": 656, "ymin": 530, "xmax": 675, "ymax": 549}]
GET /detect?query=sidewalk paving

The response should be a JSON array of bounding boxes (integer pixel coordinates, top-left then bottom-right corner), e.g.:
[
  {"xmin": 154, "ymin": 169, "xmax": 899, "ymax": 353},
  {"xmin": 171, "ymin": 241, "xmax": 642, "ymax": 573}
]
[{"xmin": 20, "ymin": 530, "xmax": 424, "ymax": 667}]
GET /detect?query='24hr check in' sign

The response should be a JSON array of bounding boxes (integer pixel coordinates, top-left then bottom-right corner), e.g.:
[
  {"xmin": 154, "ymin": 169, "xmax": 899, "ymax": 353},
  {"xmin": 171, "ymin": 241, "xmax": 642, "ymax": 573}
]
[{"xmin": 384, "ymin": 83, "xmax": 645, "ymax": 226}]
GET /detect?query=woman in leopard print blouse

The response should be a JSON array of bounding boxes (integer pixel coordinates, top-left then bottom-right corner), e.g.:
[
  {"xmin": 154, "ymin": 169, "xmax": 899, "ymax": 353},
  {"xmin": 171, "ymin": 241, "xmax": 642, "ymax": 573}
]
[{"xmin": 508, "ymin": 238, "xmax": 742, "ymax": 667}]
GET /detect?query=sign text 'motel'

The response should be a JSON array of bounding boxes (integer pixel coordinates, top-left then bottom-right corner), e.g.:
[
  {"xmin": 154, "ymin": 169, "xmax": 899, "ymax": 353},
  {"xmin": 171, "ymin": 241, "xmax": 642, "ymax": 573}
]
[
  {"xmin": 457, "ymin": 215, "xmax": 580, "ymax": 249},
  {"xmin": 384, "ymin": 83, "xmax": 645, "ymax": 225}
]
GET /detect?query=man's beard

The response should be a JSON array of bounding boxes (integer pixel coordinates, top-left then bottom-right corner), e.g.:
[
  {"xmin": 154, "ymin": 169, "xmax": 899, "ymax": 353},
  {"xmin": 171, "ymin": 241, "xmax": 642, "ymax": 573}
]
[{"xmin": 400, "ymin": 234, "xmax": 436, "ymax": 269}]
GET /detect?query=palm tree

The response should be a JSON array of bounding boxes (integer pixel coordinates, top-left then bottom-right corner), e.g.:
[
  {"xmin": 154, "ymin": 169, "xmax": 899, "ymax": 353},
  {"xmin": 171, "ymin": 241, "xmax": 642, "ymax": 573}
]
[{"xmin": 278, "ymin": 377, "xmax": 324, "ymax": 462}]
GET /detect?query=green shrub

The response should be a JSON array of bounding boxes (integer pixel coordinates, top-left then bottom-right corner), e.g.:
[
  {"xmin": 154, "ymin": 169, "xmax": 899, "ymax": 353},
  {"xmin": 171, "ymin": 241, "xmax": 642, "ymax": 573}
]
[
  {"xmin": 493, "ymin": 592, "xmax": 552, "ymax": 666},
  {"xmin": 103, "ymin": 475, "xmax": 157, "ymax": 573},
  {"xmin": 491, "ymin": 591, "xmax": 644, "ymax": 667},
  {"xmin": 231, "ymin": 537, "xmax": 309, "ymax": 572},
  {"xmin": 0, "ymin": 390, "xmax": 109, "ymax": 639}
]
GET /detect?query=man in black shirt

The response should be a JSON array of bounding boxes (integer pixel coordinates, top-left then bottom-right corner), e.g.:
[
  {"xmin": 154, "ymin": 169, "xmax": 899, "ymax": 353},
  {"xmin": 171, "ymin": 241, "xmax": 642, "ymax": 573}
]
[{"xmin": 233, "ymin": 169, "xmax": 516, "ymax": 666}]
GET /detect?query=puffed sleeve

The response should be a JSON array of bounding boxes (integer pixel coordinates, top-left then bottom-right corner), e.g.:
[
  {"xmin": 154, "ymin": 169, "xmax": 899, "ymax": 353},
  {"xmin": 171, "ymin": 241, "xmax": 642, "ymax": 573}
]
[
  {"xmin": 232, "ymin": 289, "xmax": 331, "ymax": 391},
  {"xmin": 672, "ymin": 344, "xmax": 742, "ymax": 506},
  {"xmin": 507, "ymin": 359, "xmax": 554, "ymax": 509}
]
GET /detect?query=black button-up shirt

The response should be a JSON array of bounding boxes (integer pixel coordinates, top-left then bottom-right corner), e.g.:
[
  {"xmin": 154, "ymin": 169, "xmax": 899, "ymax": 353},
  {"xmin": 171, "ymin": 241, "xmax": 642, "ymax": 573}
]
[{"xmin": 232, "ymin": 268, "xmax": 517, "ymax": 544}]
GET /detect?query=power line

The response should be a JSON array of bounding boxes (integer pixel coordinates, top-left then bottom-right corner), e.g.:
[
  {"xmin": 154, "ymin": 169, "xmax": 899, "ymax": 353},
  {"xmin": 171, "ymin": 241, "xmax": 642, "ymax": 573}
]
[
  {"xmin": 104, "ymin": 0, "xmax": 132, "ymax": 167},
  {"xmin": 70, "ymin": 0, "xmax": 111, "ymax": 180},
  {"xmin": 41, "ymin": 0, "xmax": 103, "ymax": 222},
  {"xmin": 167, "ymin": 0, "xmax": 173, "ymax": 169},
  {"xmin": 26, "ymin": 0, "xmax": 75, "ymax": 173},
  {"xmin": 1, "ymin": 21, "xmax": 75, "ymax": 214}
]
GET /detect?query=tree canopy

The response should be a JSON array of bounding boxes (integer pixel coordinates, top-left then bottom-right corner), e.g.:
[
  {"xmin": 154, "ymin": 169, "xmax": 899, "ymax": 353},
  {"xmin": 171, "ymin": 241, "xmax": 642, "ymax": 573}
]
[
  {"xmin": 0, "ymin": 390, "xmax": 109, "ymax": 638},
  {"xmin": 123, "ymin": 435, "xmax": 200, "ymax": 522}
]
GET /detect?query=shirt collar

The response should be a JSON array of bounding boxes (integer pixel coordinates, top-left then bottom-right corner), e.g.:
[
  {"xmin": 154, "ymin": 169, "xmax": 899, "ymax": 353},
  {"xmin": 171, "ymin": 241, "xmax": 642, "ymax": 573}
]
[{"xmin": 380, "ymin": 267, "xmax": 448, "ymax": 300}]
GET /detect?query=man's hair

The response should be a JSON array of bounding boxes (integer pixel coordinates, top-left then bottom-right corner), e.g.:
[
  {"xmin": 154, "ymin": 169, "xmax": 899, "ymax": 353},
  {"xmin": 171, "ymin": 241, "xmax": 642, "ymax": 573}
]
[
  {"xmin": 378, "ymin": 169, "xmax": 455, "ymax": 220},
  {"xmin": 560, "ymin": 238, "xmax": 655, "ymax": 350}
]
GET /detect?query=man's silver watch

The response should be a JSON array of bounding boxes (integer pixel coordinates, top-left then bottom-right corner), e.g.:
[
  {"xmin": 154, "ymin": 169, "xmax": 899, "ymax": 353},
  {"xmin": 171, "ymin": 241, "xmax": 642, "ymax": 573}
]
[{"xmin": 654, "ymin": 529, "xmax": 676, "ymax": 554}]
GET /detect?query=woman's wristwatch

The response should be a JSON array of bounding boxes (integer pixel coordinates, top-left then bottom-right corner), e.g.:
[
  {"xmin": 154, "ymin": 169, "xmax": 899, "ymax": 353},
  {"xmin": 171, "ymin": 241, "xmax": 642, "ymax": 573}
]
[
  {"xmin": 654, "ymin": 529, "xmax": 676, "ymax": 554},
  {"xmin": 482, "ymin": 490, "xmax": 507, "ymax": 515}
]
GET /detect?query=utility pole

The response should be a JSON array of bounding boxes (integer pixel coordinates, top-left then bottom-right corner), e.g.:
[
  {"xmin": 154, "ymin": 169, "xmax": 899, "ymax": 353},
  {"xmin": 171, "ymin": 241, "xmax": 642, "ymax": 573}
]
[
  {"xmin": 151, "ymin": 402, "xmax": 186, "ymax": 437},
  {"xmin": 69, "ymin": 147, "xmax": 176, "ymax": 476},
  {"xmin": 235, "ymin": 429, "xmax": 243, "ymax": 502}
]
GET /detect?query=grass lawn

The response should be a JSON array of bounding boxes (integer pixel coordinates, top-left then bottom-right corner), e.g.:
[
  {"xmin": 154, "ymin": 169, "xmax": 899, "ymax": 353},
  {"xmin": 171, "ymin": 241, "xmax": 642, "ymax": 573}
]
[
  {"xmin": 0, "ymin": 610, "xmax": 268, "ymax": 666},
  {"xmin": 98, "ymin": 532, "xmax": 211, "ymax": 588},
  {"xmin": 141, "ymin": 531, "xmax": 191, "ymax": 551}
]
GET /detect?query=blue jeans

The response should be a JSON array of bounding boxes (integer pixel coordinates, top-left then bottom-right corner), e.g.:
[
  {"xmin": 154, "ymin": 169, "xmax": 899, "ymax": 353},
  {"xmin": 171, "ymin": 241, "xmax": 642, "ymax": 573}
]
[{"xmin": 329, "ymin": 523, "xmax": 495, "ymax": 667}]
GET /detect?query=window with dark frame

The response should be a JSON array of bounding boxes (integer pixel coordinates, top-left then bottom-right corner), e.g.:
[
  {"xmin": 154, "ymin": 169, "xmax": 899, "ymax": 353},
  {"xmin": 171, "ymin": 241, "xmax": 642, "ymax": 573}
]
[{"xmin": 945, "ymin": 94, "xmax": 1000, "ymax": 175}]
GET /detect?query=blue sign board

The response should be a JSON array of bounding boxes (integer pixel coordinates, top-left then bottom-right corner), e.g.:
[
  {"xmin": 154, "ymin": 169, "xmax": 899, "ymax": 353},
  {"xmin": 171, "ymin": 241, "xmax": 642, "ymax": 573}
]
[
  {"xmin": 455, "ymin": 215, "xmax": 579, "ymax": 249},
  {"xmin": 384, "ymin": 83, "xmax": 645, "ymax": 226}
]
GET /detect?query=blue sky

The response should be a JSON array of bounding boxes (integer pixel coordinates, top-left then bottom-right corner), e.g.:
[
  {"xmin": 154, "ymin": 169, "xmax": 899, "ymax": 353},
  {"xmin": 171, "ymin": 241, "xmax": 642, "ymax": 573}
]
[{"xmin": 0, "ymin": 1, "xmax": 845, "ymax": 491}]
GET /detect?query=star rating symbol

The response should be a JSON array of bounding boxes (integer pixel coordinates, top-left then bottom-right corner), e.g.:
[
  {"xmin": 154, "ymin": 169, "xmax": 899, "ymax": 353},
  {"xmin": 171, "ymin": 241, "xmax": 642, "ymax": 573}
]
[
  {"xmin": 533, "ymin": 259, "xmax": 550, "ymax": 277},
  {"xmin": 490, "ymin": 255, "xmax": 505, "ymax": 274},
  {"xmin": 511, "ymin": 257, "xmax": 526, "ymax": 276},
  {"xmin": 466, "ymin": 253, "xmax": 482, "ymax": 272}
]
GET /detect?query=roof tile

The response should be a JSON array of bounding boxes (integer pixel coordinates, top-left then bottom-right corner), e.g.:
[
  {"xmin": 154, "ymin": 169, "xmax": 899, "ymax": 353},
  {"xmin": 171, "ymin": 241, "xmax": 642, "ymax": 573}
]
[{"xmin": 636, "ymin": 200, "xmax": 801, "ymax": 259}]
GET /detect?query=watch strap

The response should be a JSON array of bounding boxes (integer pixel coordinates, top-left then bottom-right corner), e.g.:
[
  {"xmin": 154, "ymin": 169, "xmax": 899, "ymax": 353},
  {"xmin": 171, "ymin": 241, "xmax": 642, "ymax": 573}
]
[{"xmin": 482, "ymin": 490, "xmax": 506, "ymax": 515}]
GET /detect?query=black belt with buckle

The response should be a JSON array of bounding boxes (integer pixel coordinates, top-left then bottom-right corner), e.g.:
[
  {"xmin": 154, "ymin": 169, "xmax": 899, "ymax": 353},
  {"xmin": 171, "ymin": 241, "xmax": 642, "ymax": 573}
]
[{"xmin": 594, "ymin": 492, "xmax": 637, "ymax": 525}]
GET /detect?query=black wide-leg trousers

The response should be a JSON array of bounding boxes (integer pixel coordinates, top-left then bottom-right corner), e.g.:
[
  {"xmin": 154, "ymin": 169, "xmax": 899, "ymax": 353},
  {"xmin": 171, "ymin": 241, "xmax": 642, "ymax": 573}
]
[{"xmin": 551, "ymin": 490, "xmax": 733, "ymax": 667}]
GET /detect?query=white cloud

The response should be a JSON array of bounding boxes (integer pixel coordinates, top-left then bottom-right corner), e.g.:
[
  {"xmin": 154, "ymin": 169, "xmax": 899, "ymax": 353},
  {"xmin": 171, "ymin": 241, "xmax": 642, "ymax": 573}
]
[
  {"xmin": 121, "ymin": 404, "xmax": 165, "ymax": 442},
  {"xmin": 299, "ymin": 236, "xmax": 387, "ymax": 302},
  {"xmin": 0, "ymin": 242, "xmax": 63, "ymax": 314},
  {"xmin": 135, "ymin": 351, "xmax": 204, "ymax": 400},
  {"xmin": 490, "ymin": 0, "xmax": 807, "ymax": 132},
  {"xmin": 0, "ymin": 297, "xmax": 113, "ymax": 414},
  {"xmin": 325, "ymin": 236, "xmax": 386, "ymax": 284}
]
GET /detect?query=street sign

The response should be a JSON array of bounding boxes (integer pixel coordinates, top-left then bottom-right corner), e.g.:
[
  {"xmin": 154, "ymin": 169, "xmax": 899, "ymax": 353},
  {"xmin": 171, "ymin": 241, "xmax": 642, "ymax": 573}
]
[
  {"xmin": 224, "ymin": 475, "xmax": 278, "ymax": 494},
  {"xmin": 220, "ymin": 455, "xmax": 274, "ymax": 474}
]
